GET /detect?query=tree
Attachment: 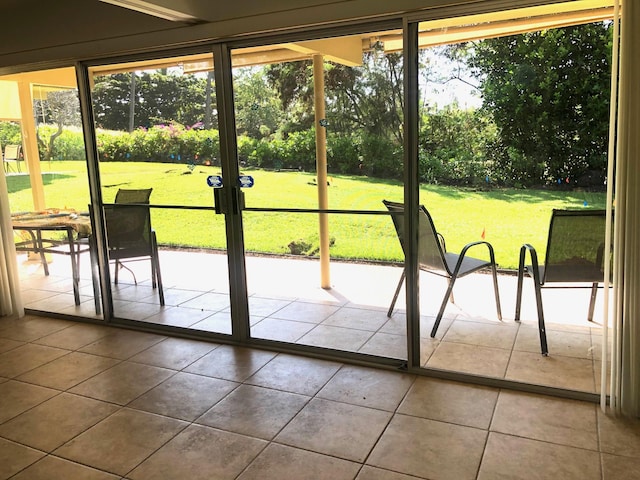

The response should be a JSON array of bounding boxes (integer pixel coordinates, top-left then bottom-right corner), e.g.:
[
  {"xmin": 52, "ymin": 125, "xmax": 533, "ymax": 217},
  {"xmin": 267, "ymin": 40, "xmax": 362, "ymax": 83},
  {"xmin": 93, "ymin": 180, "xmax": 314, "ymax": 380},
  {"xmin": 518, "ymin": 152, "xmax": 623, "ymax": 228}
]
[
  {"xmin": 34, "ymin": 89, "xmax": 81, "ymax": 161},
  {"xmin": 233, "ymin": 67, "xmax": 283, "ymax": 138},
  {"xmin": 468, "ymin": 22, "xmax": 613, "ymax": 187},
  {"xmin": 92, "ymin": 71, "xmax": 208, "ymax": 131},
  {"xmin": 325, "ymin": 48, "xmax": 404, "ymax": 145}
]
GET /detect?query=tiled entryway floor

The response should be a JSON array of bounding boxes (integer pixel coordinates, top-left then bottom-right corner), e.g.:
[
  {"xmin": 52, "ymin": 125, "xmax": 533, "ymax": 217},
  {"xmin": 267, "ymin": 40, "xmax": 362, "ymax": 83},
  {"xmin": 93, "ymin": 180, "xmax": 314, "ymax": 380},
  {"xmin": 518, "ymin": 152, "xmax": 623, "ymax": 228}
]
[
  {"xmin": 0, "ymin": 313, "xmax": 638, "ymax": 479},
  {"xmin": 18, "ymin": 249, "xmax": 609, "ymax": 394}
]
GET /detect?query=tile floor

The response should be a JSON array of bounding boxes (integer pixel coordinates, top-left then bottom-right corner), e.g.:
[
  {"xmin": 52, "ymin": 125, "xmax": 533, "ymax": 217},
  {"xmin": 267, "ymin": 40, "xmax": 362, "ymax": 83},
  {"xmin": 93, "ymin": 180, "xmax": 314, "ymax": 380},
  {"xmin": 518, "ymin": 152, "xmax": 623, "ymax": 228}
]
[
  {"xmin": 18, "ymin": 249, "xmax": 609, "ymax": 395},
  {"xmin": 0, "ymin": 313, "xmax": 639, "ymax": 479}
]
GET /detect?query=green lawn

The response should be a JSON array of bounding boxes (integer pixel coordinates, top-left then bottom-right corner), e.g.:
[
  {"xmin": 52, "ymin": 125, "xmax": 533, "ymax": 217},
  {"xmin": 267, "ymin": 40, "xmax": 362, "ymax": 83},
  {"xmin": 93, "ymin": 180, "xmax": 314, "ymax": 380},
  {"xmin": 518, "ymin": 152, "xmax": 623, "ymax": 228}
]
[{"xmin": 7, "ymin": 161, "xmax": 607, "ymax": 269}]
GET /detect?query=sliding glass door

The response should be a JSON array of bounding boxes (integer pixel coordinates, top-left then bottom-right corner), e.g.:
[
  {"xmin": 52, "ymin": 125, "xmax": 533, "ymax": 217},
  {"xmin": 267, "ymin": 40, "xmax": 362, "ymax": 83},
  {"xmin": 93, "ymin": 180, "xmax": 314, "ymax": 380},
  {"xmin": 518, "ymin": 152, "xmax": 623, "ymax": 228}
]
[
  {"xmin": 2, "ymin": 67, "xmax": 102, "ymax": 319},
  {"xmin": 87, "ymin": 51, "xmax": 233, "ymax": 335}
]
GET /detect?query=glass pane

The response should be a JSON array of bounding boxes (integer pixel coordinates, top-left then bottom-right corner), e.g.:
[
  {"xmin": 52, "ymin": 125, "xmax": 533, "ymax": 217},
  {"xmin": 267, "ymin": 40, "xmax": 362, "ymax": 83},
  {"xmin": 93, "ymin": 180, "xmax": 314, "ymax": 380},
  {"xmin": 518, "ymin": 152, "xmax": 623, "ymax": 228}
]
[
  {"xmin": 415, "ymin": 13, "xmax": 612, "ymax": 393},
  {"xmin": 231, "ymin": 28, "xmax": 408, "ymax": 359},
  {"xmin": 90, "ymin": 53, "xmax": 230, "ymax": 332},
  {"xmin": 2, "ymin": 67, "xmax": 102, "ymax": 318}
]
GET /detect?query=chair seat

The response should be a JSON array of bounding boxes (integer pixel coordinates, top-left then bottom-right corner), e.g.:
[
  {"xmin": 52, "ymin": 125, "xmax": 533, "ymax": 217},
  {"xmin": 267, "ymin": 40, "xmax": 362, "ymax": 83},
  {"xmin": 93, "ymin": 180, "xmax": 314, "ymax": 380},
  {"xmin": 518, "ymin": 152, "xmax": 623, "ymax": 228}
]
[
  {"xmin": 443, "ymin": 252, "xmax": 491, "ymax": 277},
  {"xmin": 526, "ymin": 264, "xmax": 604, "ymax": 284}
]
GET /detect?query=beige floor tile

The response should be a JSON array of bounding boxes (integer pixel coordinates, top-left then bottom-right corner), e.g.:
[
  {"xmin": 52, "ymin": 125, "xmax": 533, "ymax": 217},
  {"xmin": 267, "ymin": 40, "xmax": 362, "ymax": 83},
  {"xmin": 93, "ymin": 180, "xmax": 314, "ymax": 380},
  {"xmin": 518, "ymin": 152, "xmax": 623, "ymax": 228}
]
[
  {"xmin": 0, "ymin": 380, "xmax": 58, "ymax": 423},
  {"xmin": 179, "ymin": 292, "xmax": 230, "ymax": 311},
  {"xmin": 0, "ymin": 343, "xmax": 69, "ymax": 378},
  {"xmin": 248, "ymin": 297, "xmax": 293, "ymax": 317},
  {"xmin": 515, "ymin": 326, "xmax": 593, "ymax": 358},
  {"xmin": 79, "ymin": 329, "xmax": 166, "ymax": 359},
  {"xmin": 269, "ymin": 301, "xmax": 340, "ymax": 323},
  {"xmin": 356, "ymin": 465, "xmax": 426, "ymax": 479},
  {"xmin": 506, "ymin": 351, "xmax": 595, "ymax": 392},
  {"xmin": 0, "ymin": 316, "xmax": 73, "ymax": 342},
  {"xmin": 238, "ymin": 443, "xmax": 360, "ymax": 480},
  {"xmin": 197, "ymin": 384, "xmax": 309, "ymax": 439},
  {"xmin": 322, "ymin": 307, "xmax": 390, "ymax": 332},
  {"xmin": 27, "ymin": 292, "xmax": 96, "ymax": 315},
  {"xmin": 367, "ymin": 413, "xmax": 486, "ymax": 480},
  {"xmin": 129, "ymin": 424, "xmax": 266, "ymax": 480},
  {"xmin": 0, "ymin": 393, "xmax": 118, "ymax": 451},
  {"xmin": 398, "ymin": 377, "xmax": 498, "ymax": 429},
  {"xmin": 128, "ymin": 337, "xmax": 218, "ymax": 370},
  {"xmin": 157, "ymin": 288, "xmax": 207, "ymax": 306},
  {"xmin": 184, "ymin": 345, "xmax": 276, "ymax": 382},
  {"xmin": 478, "ymin": 432, "xmax": 601, "ymax": 480},
  {"xmin": 11, "ymin": 455, "xmax": 121, "ymax": 480},
  {"xmin": 602, "ymin": 453, "xmax": 640, "ymax": 479},
  {"xmin": 426, "ymin": 341, "xmax": 511, "ymax": 378},
  {"xmin": 298, "ymin": 324, "xmax": 373, "ymax": 351},
  {"xmin": 111, "ymin": 284, "xmax": 159, "ymax": 303},
  {"xmin": 54, "ymin": 408, "xmax": 187, "ymax": 477},
  {"xmin": 0, "ymin": 437, "xmax": 45, "ymax": 479},
  {"xmin": 33, "ymin": 322, "xmax": 114, "ymax": 350},
  {"xmin": 491, "ymin": 390, "xmax": 598, "ymax": 450},
  {"xmin": 69, "ymin": 361, "xmax": 174, "ymax": 405},
  {"xmin": 129, "ymin": 372, "xmax": 238, "ymax": 421},
  {"xmin": 0, "ymin": 338, "xmax": 25, "ymax": 354},
  {"xmin": 250, "ymin": 317, "xmax": 316, "ymax": 342},
  {"xmin": 190, "ymin": 311, "xmax": 233, "ymax": 334},
  {"xmin": 115, "ymin": 301, "xmax": 166, "ymax": 321},
  {"xmin": 275, "ymin": 398, "xmax": 392, "ymax": 462},
  {"xmin": 598, "ymin": 409, "xmax": 640, "ymax": 458},
  {"xmin": 358, "ymin": 332, "xmax": 407, "ymax": 359},
  {"xmin": 317, "ymin": 365, "xmax": 415, "ymax": 411},
  {"xmin": 17, "ymin": 351, "xmax": 120, "ymax": 390},
  {"xmin": 143, "ymin": 305, "xmax": 212, "ymax": 327},
  {"xmin": 443, "ymin": 320, "xmax": 518, "ymax": 350},
  {"xmin": 379, "ymin": 314, "xmax": 453, "ymax": 340},
  {"xmin": 245, "ymin": 353, "xmax": 342, "ymax": 396}
]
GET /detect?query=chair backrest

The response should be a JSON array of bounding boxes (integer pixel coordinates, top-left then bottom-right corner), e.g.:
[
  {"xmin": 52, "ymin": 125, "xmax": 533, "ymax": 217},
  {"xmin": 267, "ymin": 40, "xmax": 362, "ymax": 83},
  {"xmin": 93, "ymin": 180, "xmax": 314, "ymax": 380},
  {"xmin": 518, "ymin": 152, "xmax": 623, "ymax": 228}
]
[
  {"xmin": 105, "ymin": 188, "xmax": 153, "ymax": 259},
  {"xmin": 543, "ymin": 209, "xmax": 609, "ymax": 283},
  {"xmin": 383, "ymin": 200, "xmax": 448, "ymax": 273},
  {"xmin": 4, "ymin": 145, "xmax": 20, "ymax": 160}
]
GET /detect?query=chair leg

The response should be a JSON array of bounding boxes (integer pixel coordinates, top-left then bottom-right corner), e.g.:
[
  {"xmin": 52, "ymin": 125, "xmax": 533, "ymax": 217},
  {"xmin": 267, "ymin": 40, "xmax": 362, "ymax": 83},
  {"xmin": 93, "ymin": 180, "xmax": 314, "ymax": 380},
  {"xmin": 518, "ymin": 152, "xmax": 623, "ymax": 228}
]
[
  {"xmin": 533, "ymin": 282, "xmax": 548, "ymax": 356},
  {"xmin": 151, "ymin": 232, "xmax": 164, "ymax": 306},
  {"xmin": 491, "ymin": 262, "xmax": 502, "ymax": 321},
  {"xmin": 388, "ymin": 269, "xmax": 406, "ymax": 317},
  {"xmin": 431, "ymin": 276, "xmax": 456, "ymax": 338},
  {"xmin": 588, "ymin": 283, "xmax": 598, "ymax": 322},
  {"xmin": 514, "ymin": 247, "xmax": 526, "ymax": 322}
]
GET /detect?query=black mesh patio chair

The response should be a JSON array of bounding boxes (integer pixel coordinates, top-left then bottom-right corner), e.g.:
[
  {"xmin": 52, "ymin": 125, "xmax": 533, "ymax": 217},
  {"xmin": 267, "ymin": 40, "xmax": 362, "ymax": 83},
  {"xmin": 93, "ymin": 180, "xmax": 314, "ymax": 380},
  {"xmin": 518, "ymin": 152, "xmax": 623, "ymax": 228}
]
[
  {"xmin": 104, "ymin": 188, "xmax": 164, "ymax": 305},
  {"xmin": 515, "ymin": 209, "xmax": 609, "ymax": 356},
  {"xmin": 383, "ymin": 200, "xmax": 502, "ymax": 337}
]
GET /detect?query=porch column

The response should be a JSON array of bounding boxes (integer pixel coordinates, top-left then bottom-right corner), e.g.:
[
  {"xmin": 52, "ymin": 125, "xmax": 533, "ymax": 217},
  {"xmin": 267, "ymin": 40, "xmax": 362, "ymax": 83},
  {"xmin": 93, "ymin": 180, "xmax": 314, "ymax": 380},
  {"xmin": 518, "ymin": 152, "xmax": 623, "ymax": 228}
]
[
  {"xmin": 17, "ymin": 80, "xmax": 45, "ymax": 210},
  {"xmin": 313, "ymin": 54, "xmax": 330, "ymax": 289}
]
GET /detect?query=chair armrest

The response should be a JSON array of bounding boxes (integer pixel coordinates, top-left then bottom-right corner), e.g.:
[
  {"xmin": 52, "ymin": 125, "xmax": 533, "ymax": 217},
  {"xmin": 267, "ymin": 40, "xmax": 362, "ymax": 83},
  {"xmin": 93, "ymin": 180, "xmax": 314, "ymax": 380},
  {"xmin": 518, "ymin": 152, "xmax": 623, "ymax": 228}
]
[
  {"xmin": 518, "ymin": 243, "xmax": 543, "ymax": 285},
  {"xmin": 459, "ymin": 240, "xmax": 496, "ymax": 259},
  {"xmin": 450, "ymin": 240, "xmax": 497, "ymax": 277}
]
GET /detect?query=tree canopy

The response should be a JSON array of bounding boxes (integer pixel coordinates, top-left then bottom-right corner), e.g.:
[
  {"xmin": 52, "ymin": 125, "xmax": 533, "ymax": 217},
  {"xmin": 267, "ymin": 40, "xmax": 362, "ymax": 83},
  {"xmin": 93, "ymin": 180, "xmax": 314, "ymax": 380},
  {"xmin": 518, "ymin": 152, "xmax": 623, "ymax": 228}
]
[{"xmin": 468, "ymin": 22, "xmax": 613, "ymax": 187}]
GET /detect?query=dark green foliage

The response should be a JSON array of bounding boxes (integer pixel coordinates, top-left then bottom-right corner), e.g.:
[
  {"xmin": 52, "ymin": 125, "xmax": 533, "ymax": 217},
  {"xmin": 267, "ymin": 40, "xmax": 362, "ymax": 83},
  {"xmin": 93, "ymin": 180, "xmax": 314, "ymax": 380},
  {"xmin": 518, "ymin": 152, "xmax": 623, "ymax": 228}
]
[
  {"xmin": 0, "ymin": 122, "xmax": 21, "ymax": 147},
  {"xmin": 92, "ymin": 72, "xmax": 208, "ymax": 131},
  {"xmin": 419, "ymin": 108, "xmax": 496, "ymax": 186},
  {"xmin": 470, "ymin": 23, "xmax": 612, "ymax": 187}
]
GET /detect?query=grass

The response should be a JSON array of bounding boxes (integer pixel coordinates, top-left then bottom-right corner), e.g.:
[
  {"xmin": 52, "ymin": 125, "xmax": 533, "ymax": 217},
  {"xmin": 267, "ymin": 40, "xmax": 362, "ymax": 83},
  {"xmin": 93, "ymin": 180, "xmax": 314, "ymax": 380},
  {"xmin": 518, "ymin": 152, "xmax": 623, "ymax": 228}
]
[{"xmin": 7, "ymin": 160, "xmax": 607, "ymax": 270}]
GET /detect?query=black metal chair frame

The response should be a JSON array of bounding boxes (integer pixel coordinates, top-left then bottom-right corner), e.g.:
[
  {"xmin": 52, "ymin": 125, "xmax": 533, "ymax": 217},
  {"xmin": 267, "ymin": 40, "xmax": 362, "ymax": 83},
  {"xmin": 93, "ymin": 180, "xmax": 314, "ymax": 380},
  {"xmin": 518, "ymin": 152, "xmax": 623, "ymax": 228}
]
[
  {"xmin": 104, "ymin": 188, "xmax": 164, "ymax": 305},
  {"xmin": 515, "ymin": 209, "xmax": 609, "ymax": 356},
  {"xmin": 384, "ymin": 200, "xmax": 502, "ymax": 337}
]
